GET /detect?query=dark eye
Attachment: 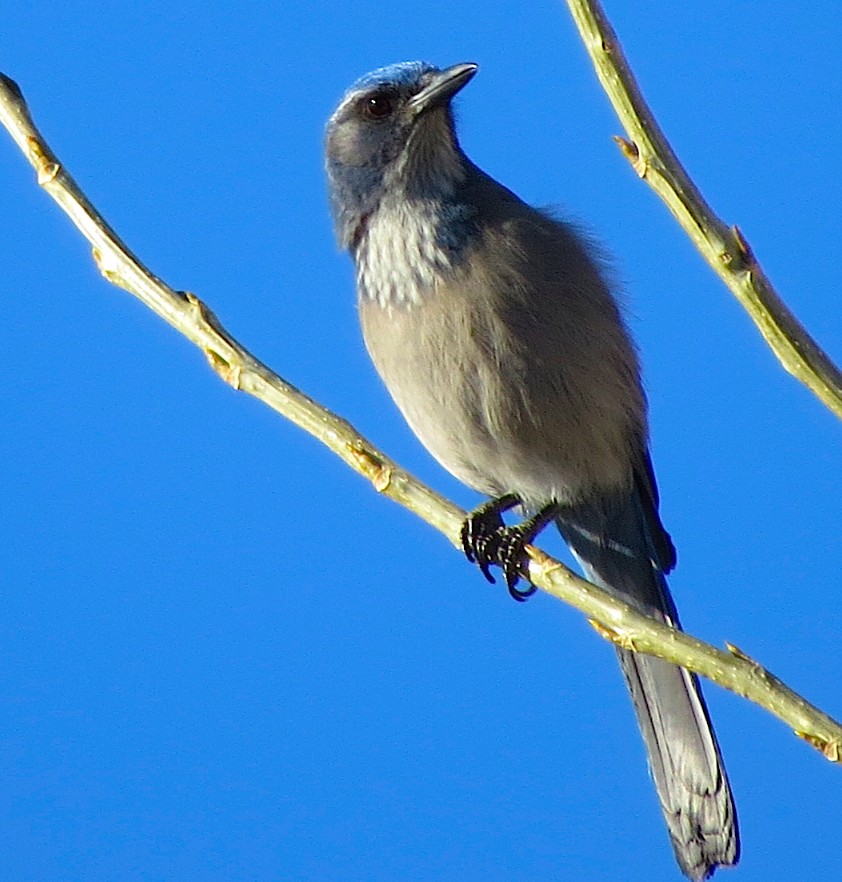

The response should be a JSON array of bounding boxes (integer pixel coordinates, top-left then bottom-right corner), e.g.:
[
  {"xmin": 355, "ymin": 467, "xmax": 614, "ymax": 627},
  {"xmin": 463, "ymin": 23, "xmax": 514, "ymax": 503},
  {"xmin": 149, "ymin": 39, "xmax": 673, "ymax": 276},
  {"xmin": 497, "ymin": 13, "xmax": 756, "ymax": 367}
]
[{"xmin": 364, "ymin": 92, "xmax": 395, "ymax": 119}]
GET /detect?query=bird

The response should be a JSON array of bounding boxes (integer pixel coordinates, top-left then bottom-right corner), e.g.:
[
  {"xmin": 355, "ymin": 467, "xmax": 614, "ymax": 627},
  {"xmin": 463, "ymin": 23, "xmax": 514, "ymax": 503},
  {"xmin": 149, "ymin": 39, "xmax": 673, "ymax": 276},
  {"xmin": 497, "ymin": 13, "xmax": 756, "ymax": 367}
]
[{"xmin": 324, "ymin": 60, "xmax": 739, "ymax": 880}]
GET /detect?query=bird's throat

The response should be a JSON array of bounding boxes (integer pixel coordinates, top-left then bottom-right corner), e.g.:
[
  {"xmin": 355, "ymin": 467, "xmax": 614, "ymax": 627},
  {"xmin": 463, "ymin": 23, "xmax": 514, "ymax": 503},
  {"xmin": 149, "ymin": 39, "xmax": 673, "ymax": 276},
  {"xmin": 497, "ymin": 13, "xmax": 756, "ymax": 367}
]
[{"xmin": 355, "ymin": 195, "xmax": 472, "ymax": 309}]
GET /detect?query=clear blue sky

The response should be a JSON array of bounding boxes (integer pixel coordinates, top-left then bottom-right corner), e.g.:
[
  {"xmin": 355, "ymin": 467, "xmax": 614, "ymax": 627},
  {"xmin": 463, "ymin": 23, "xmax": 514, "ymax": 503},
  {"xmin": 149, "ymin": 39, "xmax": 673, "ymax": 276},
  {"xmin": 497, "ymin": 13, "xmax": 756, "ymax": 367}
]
[{"xmin": 2, "ymin": 3, "xmax": 841, "ymax": 881}]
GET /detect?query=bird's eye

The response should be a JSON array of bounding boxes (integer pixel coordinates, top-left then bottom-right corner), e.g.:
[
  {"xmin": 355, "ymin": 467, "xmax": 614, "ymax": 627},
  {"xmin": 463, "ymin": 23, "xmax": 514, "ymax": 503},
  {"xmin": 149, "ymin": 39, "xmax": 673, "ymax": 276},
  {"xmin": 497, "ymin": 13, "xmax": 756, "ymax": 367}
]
[{"xmin": 364, "ymin": 93, "xmax": 395, "ymax": 119}]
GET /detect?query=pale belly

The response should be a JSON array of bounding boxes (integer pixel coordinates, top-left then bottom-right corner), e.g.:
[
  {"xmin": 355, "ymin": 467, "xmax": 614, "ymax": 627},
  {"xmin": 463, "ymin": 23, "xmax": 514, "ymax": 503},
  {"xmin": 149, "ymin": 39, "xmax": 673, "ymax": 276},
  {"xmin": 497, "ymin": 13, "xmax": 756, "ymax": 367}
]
[{"xmin": 358, "ymin": 292, "xmax": 637, "ymax": 508}]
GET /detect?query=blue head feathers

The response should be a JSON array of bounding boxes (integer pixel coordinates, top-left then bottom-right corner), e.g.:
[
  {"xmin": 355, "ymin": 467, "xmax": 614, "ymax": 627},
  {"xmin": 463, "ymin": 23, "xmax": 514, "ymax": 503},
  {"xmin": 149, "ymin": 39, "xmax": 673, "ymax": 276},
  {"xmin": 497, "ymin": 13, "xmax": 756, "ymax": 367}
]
[{"xmin": 324, "ymin": 62, "xmax": 478, "ymax": 249}]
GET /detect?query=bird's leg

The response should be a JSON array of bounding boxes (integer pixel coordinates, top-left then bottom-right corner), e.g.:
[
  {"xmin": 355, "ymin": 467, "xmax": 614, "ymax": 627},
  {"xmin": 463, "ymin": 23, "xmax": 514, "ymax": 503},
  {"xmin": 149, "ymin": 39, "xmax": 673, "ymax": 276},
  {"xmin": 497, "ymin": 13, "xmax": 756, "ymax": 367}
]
[{"xmin": 461, "ymin": 496, "xmax": 559, "ymax": 601}]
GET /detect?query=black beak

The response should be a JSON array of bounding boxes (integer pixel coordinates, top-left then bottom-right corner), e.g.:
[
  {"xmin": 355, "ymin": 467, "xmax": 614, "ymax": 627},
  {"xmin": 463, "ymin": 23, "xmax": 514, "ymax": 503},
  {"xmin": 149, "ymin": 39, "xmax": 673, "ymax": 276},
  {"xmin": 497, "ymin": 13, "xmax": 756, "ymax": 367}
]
[{"xmin": 408, "ymin": 62, "xmax": 478, "ymax": 114}]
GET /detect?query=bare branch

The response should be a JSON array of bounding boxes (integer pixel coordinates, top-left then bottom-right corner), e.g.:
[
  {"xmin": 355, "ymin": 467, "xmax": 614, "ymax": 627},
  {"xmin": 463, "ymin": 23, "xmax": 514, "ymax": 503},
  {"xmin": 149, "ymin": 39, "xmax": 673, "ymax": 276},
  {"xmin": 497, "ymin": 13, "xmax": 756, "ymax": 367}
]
[
  {"xmin": 564, "ymin": 0, "xmax": 842, "ymax": 419},
  {"xmin": 1, "ymin": 70, "xmax": 839, "ymax": 765}
]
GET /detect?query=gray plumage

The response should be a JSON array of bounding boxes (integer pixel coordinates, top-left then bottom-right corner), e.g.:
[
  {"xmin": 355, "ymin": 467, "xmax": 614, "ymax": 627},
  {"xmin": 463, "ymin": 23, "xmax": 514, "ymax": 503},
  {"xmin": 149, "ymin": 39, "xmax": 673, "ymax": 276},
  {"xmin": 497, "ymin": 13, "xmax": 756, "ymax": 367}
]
[{"xmin": 325, "ymin": 61, "xmax": 738, "ymax": 879}]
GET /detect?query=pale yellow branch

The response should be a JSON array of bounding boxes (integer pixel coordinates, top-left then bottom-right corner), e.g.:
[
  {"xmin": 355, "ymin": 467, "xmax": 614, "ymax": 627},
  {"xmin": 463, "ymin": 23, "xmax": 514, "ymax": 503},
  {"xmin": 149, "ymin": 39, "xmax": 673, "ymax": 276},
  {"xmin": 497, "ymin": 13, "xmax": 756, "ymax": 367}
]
[
  {"xmin": 564, "ymin": 0, "xmax": 842, "ymax": 419},
  {"xmin": 1, "ymin": 71, "xmax": 839, "ymax": 764}
]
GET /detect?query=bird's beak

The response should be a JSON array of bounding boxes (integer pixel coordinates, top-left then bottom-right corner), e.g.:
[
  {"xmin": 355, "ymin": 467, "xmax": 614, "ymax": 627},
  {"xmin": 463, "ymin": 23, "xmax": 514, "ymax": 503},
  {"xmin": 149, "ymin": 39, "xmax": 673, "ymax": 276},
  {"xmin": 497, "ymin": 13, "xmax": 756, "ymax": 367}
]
[{"xmin": 409, "ymin": 62, "xmax": 478, "ymax": 114}]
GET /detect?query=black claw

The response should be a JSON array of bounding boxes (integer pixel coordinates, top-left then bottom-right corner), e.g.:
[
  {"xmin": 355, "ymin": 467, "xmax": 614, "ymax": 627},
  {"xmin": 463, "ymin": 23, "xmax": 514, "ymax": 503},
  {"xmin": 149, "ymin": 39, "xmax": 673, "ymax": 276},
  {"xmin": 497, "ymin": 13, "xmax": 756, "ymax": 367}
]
[
  {"xmin": 497, "ymin": 526, "xmax": 535, "ymax": 597},
  {"xmin": 508, "ymin": 581, "xmax": 537, "ymax": 602},
  {"xmin": 461, "ymin": 496, "xmax": 558, "ymax": 601},
  {"xmin": 459, "ymin": 521, "xmax": 474, "ymax": 562}
]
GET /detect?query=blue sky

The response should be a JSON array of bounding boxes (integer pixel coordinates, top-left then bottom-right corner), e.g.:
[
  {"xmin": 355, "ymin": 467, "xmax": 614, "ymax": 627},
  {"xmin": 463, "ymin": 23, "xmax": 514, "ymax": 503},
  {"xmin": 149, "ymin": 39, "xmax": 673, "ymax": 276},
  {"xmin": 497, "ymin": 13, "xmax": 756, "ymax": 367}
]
[{"xmin": 2, "ymin": 3, "xmax": 841, "ymax": 881}]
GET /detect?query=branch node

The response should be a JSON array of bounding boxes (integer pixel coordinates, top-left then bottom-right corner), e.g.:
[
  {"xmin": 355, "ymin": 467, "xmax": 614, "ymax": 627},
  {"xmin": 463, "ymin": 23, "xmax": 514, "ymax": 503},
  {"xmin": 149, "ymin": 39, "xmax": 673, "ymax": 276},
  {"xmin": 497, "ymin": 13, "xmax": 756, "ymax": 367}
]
[
  {"xmin": 725, "ymin": 641, "xmax": 777, "ymax": 687},
  {"xmin": 725, "ymin": 641, "xmax": 750, "ymax": 661},
  {"xmin": 205, "ymin": 349, "xmax": 242, "ymax": 389},
  {"xmin": 725, "ymin": 642, "xmax": 765, "ymax": 674},
  {"xmin": 187, "ymin": 291, "xmax": 238, "ymax": 345},
  {"xmin": 92, "ymin": 247, "xmax": 132, "ymax": 292},
  {"xmin": 589, "ymin": 617, "xmax": 637, "ymax": 650},
  {"xmin": 27, "ymin": 136, "xmax": 59, "ymax": 184},
  {"xmin": 182, "ymin": 293, "xmax": 244, "ymax": 388},
  {"xmin": 186, "ymin": 290, "xmax": 218, "ymax": 328},
  {"xmin": 525, "ymin": 545, "xmax": 567, "ymax": 581},
  {"xmin": 718, "ymin": 247, "xmax": 736, "ymax": 268},
  {"xmin": 795, "ymin": 730, "xmax": 841, "ymax": 763},
  {"xmin": 348, "ymin": 441, "xmax": 392, "ymax": 491},
  {"xmin": 731, "ymin": 224, "xmax": 757, "ymax": 268},
  {"xmin": 613, "ymin": 135, "xmax": 647, "ymax": 177}
]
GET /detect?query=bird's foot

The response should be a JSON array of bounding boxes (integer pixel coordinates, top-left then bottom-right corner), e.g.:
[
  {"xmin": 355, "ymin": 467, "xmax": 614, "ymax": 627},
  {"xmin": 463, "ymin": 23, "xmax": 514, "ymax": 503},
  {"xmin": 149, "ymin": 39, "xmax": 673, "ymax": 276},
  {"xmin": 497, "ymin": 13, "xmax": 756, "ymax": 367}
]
[
  {"xmin": 460, "ymin": 494, "xmax": 522, "ymax": 590},
  {"xmin": 461, "ymin": 496, "xmax": 558, "ymax": 602}
]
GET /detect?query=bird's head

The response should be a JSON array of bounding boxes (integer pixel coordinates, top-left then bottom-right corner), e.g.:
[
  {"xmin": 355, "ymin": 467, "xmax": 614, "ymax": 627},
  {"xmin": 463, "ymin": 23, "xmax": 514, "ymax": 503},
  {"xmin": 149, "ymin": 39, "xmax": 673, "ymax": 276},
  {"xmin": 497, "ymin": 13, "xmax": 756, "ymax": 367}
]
[{"xmin": 325, "ymin": 61, "xmax": 478, "ymax": 248}]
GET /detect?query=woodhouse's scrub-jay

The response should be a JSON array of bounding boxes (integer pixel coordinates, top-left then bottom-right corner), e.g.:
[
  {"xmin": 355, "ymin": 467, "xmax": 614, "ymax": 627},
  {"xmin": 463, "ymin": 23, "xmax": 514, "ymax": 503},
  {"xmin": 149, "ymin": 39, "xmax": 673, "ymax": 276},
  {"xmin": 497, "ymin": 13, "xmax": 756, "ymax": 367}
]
[{"xmin": 325, "ymin": 61, "xmax": 739, "ymax": 880}]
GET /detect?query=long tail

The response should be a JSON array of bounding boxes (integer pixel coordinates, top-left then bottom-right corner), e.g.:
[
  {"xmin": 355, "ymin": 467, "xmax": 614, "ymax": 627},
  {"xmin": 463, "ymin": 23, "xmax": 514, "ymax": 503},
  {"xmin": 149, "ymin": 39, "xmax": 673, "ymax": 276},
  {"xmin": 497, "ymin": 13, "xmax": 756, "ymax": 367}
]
[{"xmin": 556, "ymin": 488, "xmax": 739, "ymax": 881}]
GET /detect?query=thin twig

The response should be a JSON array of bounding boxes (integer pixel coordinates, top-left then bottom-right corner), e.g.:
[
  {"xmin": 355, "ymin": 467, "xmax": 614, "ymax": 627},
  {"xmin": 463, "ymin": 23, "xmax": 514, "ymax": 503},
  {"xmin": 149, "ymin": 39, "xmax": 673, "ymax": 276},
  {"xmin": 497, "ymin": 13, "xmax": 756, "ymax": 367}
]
[
  {"xmin": 1, "ymin": 71, "xmax": 839, "ymax": 764},
  {"xmin": 564, "ymin": 0, "xmax": 842, "ymax": 419}
]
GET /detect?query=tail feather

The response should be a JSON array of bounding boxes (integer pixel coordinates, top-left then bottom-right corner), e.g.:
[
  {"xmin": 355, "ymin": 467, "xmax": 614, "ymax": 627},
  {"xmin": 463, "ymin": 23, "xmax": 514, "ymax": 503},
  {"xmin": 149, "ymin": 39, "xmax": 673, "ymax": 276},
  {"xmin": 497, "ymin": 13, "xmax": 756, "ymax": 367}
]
[
  {"xmin": 557, "ymin": 490, "xmax": 739, "ymax": 880},
  {"xmin": 617, "ymin": 649, "xmax": 738, "ymax": 879}
]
